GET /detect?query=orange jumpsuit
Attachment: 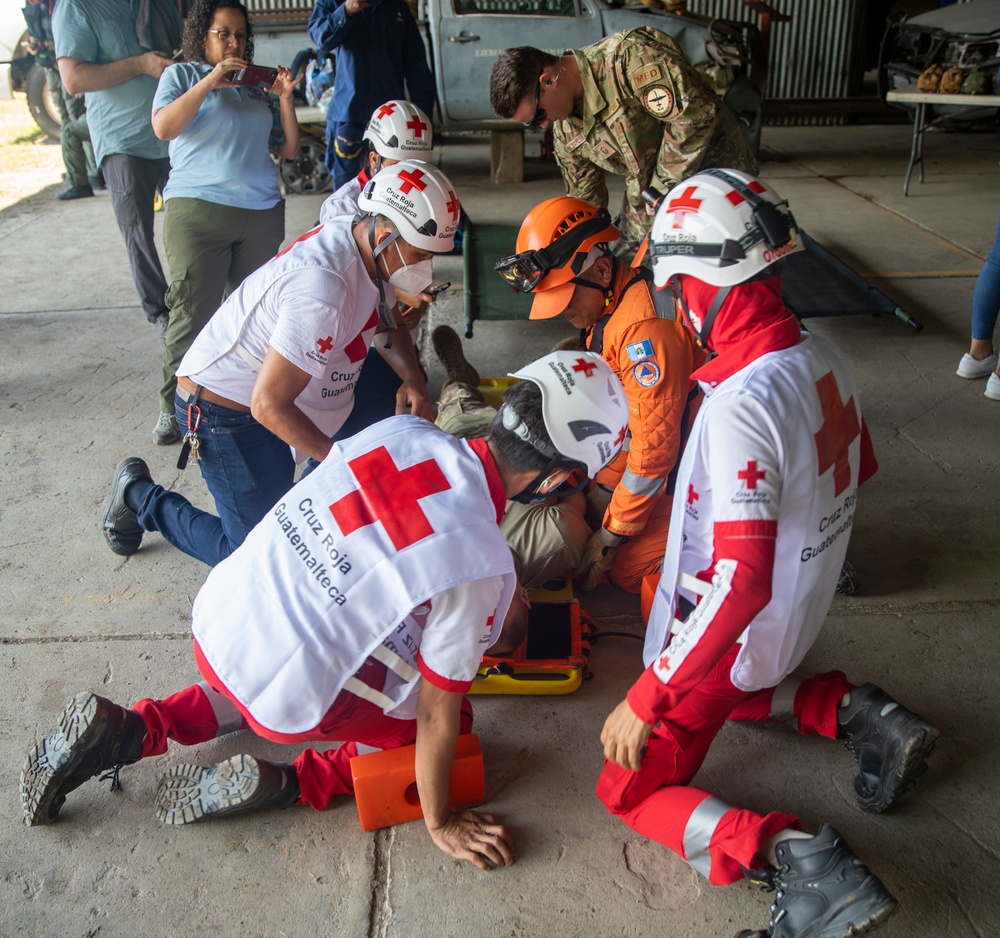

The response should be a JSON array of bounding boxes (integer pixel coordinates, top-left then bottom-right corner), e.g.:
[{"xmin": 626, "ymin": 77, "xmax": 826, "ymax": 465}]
[{"xmin": 585, "ymin": 265, "xmax": 703, "ymax": 593}]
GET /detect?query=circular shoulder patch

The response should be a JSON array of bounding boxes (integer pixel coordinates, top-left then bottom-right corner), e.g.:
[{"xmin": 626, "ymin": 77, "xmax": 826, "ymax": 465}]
[
  {"xmin": 643, "ymin": 86, "xmax": 674, "ymax": 118},
  {"xmin": 633, "ymin": 360, "xmax": 661, "ymax": 387}
]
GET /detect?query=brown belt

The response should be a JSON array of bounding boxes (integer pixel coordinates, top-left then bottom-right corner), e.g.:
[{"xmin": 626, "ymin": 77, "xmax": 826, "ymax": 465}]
[{"xmin": 176, "ymin": 376, "xmax": 252, "ymax": 414}]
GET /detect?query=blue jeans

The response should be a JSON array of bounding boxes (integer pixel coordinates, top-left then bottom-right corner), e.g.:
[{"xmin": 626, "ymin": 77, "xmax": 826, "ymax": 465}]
[
  {"xmin": 325, "ymin": 120, "xmax": 366, "ymax": 191},
  {"xmin": 971, "ymin": 209, "xmax": 1000, "ymax": 342},
  {"xmin": 134, "ymin": 395, "xmax": 295, "ymax": 566}
]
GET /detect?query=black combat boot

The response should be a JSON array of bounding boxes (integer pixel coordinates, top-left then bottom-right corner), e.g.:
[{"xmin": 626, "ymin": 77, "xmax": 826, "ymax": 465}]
[
  {"xmin": 735, "ymin": 826, "xmax": 897, "ymax": 938},
  {"xmin": 838, "ymin": 683, "xmax": 939, "ymax": 813},
  {"xmin": 155, "ymin": 753, "xmax": 300, "ymax": 825},
  {"xmin": 21, "ymin": 692, "xmax": 147, "ymax": 826}
]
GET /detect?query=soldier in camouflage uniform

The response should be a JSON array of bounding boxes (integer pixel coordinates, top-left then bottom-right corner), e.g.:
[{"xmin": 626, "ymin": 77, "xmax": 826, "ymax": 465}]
[{"xmin": 489, "ymin": 26, "xmax": 757, "ymax": 257}]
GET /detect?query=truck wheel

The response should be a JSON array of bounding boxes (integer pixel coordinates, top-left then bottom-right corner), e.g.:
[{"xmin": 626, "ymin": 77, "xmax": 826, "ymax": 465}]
[
  {"xmin": 279, "ymin": 134, "xmax": 333, "ymax": 194},
  {"xmin": 26, "ymin": 64, "xmax": 62, "ymax": 140}
]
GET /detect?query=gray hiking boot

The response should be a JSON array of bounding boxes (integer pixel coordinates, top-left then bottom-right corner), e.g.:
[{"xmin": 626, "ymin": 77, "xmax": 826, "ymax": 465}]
[
  {"xmin": 152, "ymin": 312, "xmax": 170, "ymax": 344},
  {"xmin": 155, "ymin": 754, "xmax": 300, "ymax": 826},
  {"xmin": 838, "ymin": 683, "xmax": 939, "ymax": 813},
  {"xmin": 152, "ymin": 412, "xmax": 181, "ymax": 445},
  {"xmin": 21, "ymin": 692, "xmax": 146, "ymax": 826},
  {"xmin": 431, "ymin": 325, "xmax": 480, "ymax": 387},
  {"xmin": 735, "ymin": 826, "xmax": 897, "ymax": 938}
]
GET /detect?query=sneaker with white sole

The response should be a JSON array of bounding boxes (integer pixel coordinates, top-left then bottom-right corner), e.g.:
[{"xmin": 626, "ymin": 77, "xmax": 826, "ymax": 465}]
[
  {"xmin": 152, "ymin": 412, "xmax": 181, "ymax": 445},
  {"xmin": 986, "ymin": 373, "xmax": 1000, "ymax": 400},
  {"xmin": 956, "ymin": 351, "xmax": 998, "ymax": 379}
]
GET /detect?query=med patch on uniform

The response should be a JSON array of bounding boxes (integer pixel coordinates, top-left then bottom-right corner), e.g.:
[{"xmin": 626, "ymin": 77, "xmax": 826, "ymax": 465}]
[{"xmin": 626, "ymin": 338, "xmax": 654, "ymax": 362}]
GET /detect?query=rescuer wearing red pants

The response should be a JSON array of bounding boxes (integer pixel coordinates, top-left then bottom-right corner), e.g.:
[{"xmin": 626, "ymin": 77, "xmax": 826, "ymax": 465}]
[
  {"xmin": 21, "ymin": 352, "xmax": 630, "ymax": 872},
  {"xmin": 597, "ymin": 169, "xmax": 939, "ymax": 938}
]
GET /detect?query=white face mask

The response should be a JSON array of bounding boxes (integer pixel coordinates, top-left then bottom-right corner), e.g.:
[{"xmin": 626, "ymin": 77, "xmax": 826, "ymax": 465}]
[{"xmin": 386, "ymin": 240, "xmax": 433, "ymax": 295}]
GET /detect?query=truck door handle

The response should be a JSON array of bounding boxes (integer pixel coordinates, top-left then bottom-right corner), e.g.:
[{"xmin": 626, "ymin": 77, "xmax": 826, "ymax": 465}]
[{"xmin": 448, "ymin": 31, "xmax": 480, "ymax": 43}]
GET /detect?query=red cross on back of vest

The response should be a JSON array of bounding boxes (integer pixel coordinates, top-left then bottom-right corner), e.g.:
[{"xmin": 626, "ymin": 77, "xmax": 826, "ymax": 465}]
[
  {"xmin": 813, "ymin": 371, "xmax": 860, "ymax": 497},
  {"xmin": 329, "ymin": 446, "xmax": 452, "ymax": 550}
]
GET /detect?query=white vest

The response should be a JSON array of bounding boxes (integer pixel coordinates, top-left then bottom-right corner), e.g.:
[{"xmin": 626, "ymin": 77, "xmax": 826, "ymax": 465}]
[
  {"xmin": 193, "ymin": 416, "xmax": 517, "ymax": 733},
  {"xmin": 646, "ymin": 333, "xmax": 863, "ymax": 692}
]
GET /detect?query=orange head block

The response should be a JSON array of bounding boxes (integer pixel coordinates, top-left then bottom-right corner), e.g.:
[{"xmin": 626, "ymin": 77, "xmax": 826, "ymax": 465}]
[{"xmin": 350, "ymin": 734, "xmax": 485, "ymax": 832}]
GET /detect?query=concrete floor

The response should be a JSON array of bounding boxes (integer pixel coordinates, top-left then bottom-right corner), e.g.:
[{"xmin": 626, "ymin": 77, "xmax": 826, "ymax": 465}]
[{"xmin": 1, "ymin": 119, "xmax": 999, "ymax": 937}]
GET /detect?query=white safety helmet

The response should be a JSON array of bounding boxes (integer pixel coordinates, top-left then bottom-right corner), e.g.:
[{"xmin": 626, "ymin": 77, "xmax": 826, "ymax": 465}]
[
  {"xmin": 364, "ymin": 100, "xmax": 433, "ymax": 161},
  {"xmin": 358, "ymin": 160, "xmax": 460, "ymax": 253},
  {"xmin": 507, "ymin": 351, "xmax": 629, "ymax": 478},
  {"xmin": 649, "ymin": 169, "xmax": 803, "ymax": 290}
]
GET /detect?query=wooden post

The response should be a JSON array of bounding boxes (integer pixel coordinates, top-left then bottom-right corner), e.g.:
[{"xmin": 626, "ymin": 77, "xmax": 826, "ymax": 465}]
[{"xmin": 490, "ymin": 128, "xmax": 524, "ymax": 184}]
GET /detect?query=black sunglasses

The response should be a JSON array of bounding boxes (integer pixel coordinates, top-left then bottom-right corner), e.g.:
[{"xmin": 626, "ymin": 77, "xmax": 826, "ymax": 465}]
[{"xmin": 522, "ymin": 71, "xmax": 546, "ymax": 129}]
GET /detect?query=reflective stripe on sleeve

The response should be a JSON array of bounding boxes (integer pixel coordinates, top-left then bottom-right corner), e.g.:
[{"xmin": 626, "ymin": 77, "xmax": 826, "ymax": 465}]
[
  {"xmin": 621, "ymin": 468, "xmax": 666, "ymax": 497},
  {"xmin": 682, "ymin": 794, "xmax": 733, "ymax": 880},
  {"xmin": 197, "ymin": 680, "xmax": 245, "ymax": 737}
]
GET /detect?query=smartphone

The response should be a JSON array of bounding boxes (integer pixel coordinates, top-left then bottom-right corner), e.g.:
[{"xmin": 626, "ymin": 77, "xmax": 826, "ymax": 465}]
[
  {"xmin": 227, "ymin": 65, "xmax": 278, "ymax": 89},
  {"xmin": 428, "ymin": 281, "xmax": 451, "ymax": 297}
]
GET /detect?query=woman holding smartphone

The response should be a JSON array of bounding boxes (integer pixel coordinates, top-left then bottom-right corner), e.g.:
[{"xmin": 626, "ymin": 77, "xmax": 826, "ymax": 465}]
[{"xmin": 149, "ymin": 0, "xmax": 301, "ymax": 445}]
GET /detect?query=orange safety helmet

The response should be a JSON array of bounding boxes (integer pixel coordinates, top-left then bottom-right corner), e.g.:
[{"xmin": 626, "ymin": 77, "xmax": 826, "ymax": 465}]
[{"xmin": 496, "ymin": 197, "xmax": 619, "ymax": 320}]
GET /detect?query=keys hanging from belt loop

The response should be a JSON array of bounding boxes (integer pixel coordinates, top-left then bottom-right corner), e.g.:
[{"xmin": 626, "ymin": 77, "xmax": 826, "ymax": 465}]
[{"xmin": 177, "ymin": 386, "xmax": 204, "ymax": 471}]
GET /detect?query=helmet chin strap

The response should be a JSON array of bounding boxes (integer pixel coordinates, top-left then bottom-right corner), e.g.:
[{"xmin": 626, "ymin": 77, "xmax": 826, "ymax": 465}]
[
  {"xmin": 670, "ymin": 275, "xmax": 731, "ymax": 352},
  {"xmin": 368, "ymin": 215, "xmax": 398, "ymax": 350}
]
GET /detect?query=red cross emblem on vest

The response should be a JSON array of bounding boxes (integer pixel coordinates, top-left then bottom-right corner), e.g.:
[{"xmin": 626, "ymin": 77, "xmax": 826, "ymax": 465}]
[
  {"xmin": 377, "ymin": 103, "xmax": 397, "ymax": 119},
  {"xmin": 657, "ymin": 653, "xmax": 671, "ymax": 671},
  {"xmin": 724, "ymin": 180, "xmax": 766, "ymax": 207},
  {"xmin": 445, "ymin": 190, "xmax": 460, "ymax": 221},
  {"xmin": 406, "ymin": 115, "xmax": 428, "ymax": 138},
  {"xmin": 738, "ymin": 460, "xmax": 766, "ymax": 490},
  {"xmin": 666, "ymin": 186, "xmax": 702, "ymax": 230},
  {"xmin": 329, "ymin": 447, "xmax": 451, "ymax": 550},
  {"xmin": 316, "ymin": 336, "xmax": 333, "ymax": 355},
  {"xmin": 343, "ymin": 310, "xmax": 378, "ymax": 365},
  {"xmin": 397, "ymin": 168, "xmax": 427, "ymax": 194},
  {"xmin": 813, "ymin": 371, "xmax": 860, "ymax": 497},
  {"xmin": 687, "ymin": 484, "xmax": 699, "ymax": 505},
  {"xmin": 573, "ymin": 357, "xmax": 597, "ymax": 378}
]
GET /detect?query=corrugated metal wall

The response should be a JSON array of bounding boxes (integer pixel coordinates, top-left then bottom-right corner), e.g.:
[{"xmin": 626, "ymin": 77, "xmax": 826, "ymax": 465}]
[{"xmin": 694, "ymin": 0, "xmax": 867, "ymax": 104}]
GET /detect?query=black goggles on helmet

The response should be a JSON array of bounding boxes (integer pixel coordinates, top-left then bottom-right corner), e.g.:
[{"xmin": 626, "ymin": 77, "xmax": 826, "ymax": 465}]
[{"xmin": 495, "ymin": 209, "xmax": 613, "ymax": 293}]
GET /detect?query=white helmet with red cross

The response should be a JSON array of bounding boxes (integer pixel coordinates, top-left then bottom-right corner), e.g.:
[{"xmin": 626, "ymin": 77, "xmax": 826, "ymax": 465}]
[
  {"xmin": 509, "ymin": 351, "xmax": 629, "ymax": 478},
  {"xmin": 358, "ymin": 160, "xmax": 461, "ymax": 253},
  {"xmin": 364, "ymin": 100, "xmax": 433, "ymax": 160},
  {"xmin": 650, "ymin": 169, "xmax": 803, "ymax": 289}
]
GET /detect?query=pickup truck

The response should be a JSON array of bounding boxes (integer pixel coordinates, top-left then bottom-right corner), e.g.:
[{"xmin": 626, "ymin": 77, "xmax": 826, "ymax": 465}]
[{"xmin": 252, "ymin": 0, "xmax": 765, "ymax": 190}]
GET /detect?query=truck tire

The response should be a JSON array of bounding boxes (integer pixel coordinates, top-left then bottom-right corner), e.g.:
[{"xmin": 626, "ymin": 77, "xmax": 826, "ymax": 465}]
[
  {"xmin": 26, "ymin": 64, "xmax": 62, "ymax": 140},
  {"xmin": 278, "ymin": 133, "xmax": 333, "ymax": 194}
]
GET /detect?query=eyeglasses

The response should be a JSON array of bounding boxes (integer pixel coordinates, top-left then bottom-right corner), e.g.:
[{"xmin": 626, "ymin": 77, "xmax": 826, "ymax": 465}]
[
  {"xmin": 522, "ymin": 71, "xmax": 546, "ymax": 129},
  {"xmin": 207, "ymin": 28, "xmax": 247, "ymax": 44}
]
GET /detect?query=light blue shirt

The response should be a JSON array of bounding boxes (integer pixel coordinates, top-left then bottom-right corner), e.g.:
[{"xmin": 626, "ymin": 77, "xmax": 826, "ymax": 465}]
[
  {"xmin": 153, "ymin": 63, "xmax": 284, "ymax": 210},
  {"xmin": 53, "ymin": 0, "xmax": 175, "ymax": 165}
]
